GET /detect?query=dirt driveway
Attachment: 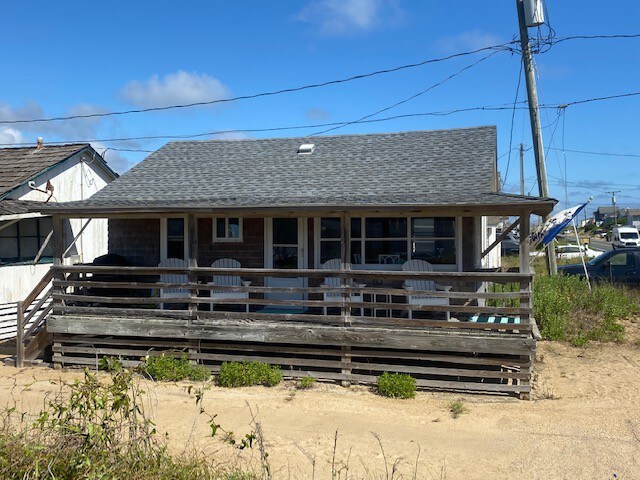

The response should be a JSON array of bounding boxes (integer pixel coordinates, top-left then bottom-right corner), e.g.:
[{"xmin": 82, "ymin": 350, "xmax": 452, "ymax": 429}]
[{"xmin": 1, "ymin": 337, "xmax": 640, "ymax": 479}]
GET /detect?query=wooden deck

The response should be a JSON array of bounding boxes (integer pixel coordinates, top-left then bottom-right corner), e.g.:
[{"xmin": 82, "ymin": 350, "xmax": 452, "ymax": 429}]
[{"xmin": 39, "ymin": 265, "xmax": 535, "ymax": 397}]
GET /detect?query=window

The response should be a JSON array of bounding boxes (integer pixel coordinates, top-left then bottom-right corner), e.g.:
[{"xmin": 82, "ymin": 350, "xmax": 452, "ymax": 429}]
[
  {"xmin": 411, "ymin": 217, "xmax": 456, "ymax": 264},
  {"xmin": 0, "ymin": 217, "xmax": 53, "ymax": 264},
  {"xmin": 213, "ymin": 217, "xmax": 242, "ymax": 242},
  {"xmin": 166, "ymin": 218, "xmax": 185, "ymax": 259},
  {"xmin": 318, "ymin": 217, "xmax": 456, "ymax": 266},
  {"xmin": 609, "ymin": 252, "xmax": 634, "ymax": 267}
]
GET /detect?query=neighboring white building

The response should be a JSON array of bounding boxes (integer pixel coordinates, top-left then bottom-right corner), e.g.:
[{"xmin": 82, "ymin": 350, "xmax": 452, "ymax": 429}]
[{"xmin": 0, "ymin": 140, "xmax": 117, "ymax": 339}]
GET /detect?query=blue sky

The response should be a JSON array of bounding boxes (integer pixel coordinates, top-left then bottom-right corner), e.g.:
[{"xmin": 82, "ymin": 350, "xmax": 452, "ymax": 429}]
[{"xmin": 1, "ymin": 0, "xmax": 639, "ymax": 216}]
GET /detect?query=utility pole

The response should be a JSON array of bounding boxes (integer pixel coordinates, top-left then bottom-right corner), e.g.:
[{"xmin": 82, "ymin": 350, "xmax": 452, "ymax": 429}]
[
  {"xmin": 607, "ymin": 190, "xmax": 620, "ymax": 225},
  {"xmin": 516, "ymin": 0, "xmax": 557, "ymax": 275},
  {"xmin": 519, "ymin": 143, "xmax": 525, "ymax": 196}
]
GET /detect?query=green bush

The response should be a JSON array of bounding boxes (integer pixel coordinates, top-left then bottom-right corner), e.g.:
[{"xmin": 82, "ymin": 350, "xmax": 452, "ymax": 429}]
[
  {"xmin": 449, "ymin": 400, "xmax": 468, "ymax": 418},
  {"xmin": 144, "ymin": 353, "xmax": 211, "ymax": 382},
  {"xmin": 298, "ymin": 375, "xmax": 316, "ymax": 390},
  {"xmin": 535, "ymin": 274, "xmax": 637, "ymax": 344},
  {"xmin": 217, "ymin": 361, "xmax": 283, "ymax": 388},
  {"xmin": 376, "ymin": 372, "xmax": 416, "ymax": 399}
]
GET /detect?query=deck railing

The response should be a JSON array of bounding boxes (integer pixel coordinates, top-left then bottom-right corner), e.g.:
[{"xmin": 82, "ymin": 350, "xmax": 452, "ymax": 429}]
[{"xmin": 50, "ymin": 265, "xmax": 534, "ymax": 335}]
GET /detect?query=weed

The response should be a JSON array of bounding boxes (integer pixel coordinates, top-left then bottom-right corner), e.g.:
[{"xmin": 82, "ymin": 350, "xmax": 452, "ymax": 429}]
[
  {"xmin": 538, "ymin": 386, "xmax": 561, "ymax": 400},
  {"xmin": 449, "ymin": 400, "xmax": 467, "ymax": 418},
  {"xmin": 0, "ymin": 368, "xmax": 255, "ymax": 479},
  {"xmin": 143, "ymin": 353, "xmax": 211, "ymax": 382},
  {"xmin": 377, "ymin": 372, "xmax": 417, "ymax": 399},
  {"xmin": 297, "ymin": 375, "xmax": 316, "ymax": 390},
  {"xmin": 217, "ymin": 361, "xmax": 283, "ymax": 388},
  {"xmin": 534, "ymin": 274, "xmax": 637, "ymax": 345}
]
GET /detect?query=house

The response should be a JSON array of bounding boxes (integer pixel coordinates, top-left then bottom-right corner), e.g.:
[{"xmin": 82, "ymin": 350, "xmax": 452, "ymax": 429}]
[
  {"xmin": 0, "ymin": 139, "xmax": 117, "ymax": 341},
  {"xmin": 594, "ymin": 206, "xmax": 619, "ymax": 224},
  {"xmin": 24, "ymin": 126, "xmax": 555, "ymax": 397},
  {"xmin": 626, "ymin": 209, "xmax": 640, "ymax": 229}
]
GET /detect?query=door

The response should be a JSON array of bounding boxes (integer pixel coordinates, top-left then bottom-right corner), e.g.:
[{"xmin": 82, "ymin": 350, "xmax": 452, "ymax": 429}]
[
  {"xmin": 264, "ymin": 218, "xmax": 307, "ymax": 309},
  {"xmin": 597, "ymin": 251, "xmax": 638, "ymax": 284}
]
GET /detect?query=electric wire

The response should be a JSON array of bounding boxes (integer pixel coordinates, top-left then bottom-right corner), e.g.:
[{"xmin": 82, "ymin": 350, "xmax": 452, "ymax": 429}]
[{"xmin": 310, "ymin": 50, "xmax": 502, "ymax": 136}]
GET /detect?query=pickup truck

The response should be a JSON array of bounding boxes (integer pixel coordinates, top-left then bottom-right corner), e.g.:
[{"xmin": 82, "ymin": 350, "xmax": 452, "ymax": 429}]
[{"xmin": 558, "ymin": 248, "xmax": 640, "ymax": 285}]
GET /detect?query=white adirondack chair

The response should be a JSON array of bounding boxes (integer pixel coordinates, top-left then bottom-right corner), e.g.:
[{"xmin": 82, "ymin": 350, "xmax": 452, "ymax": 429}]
[
  {"xmin": 209, "ymin": 258, "xmax": 249, "ymax": 313},
  {"xmin": 320, "ymin": 258, "xmax": 364, "ymax": 315},
  {"xmin": 158, "ymin": 258, "xmax": 189, "ymax": 309},
  {"xmin": 401, "ymin": 259, "xmax": 450, "ymax": 320}
]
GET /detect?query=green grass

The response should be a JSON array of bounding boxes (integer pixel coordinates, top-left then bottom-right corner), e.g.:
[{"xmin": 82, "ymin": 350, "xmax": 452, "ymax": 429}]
[
  {"xmin": 534, "ymin": 274, "xmax": 638, "ymax": 345},
  {"xmin": 449, "ymin": 400, "xmax": 468, "ymax": 418},
  {"xmin": 376, "ymin": 372, "xmax": 417, "ymax": 399},
  {"xmin": 0, "ymin": 368, "xmax": 255, "ymax": 480},
  {"xmin": 143, "ymin": 354, "xmax": 211, "ymax": 382},
  {"xmin": 217, "ymin": 361, "xmax": 283, "ymax": 388},
  {"xmin": 297, "ymin": 375, "xmax": 316, "ymax": 390}
]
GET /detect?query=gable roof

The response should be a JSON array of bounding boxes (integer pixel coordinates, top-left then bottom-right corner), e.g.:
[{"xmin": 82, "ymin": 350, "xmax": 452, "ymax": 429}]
[
  {"xmin": 38, "ymin": 127, "xmax": 556, "ymax": 216},
  {"xmin": 0, "ymin": 143, "xmax": 117, "ymax": 200}
]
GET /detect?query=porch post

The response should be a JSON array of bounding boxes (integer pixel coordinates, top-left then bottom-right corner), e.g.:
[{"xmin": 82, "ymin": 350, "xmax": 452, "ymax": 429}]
[
  {"xmin": 519, "ymin": 211, "xmax": 530, "ymax": 274},
  {"xmin": 187, "ymin": 214, "xmax": 198, "ymax": 314},
  {"xmin": 51, "ymin": 214, "xmax": 65, "ymax": 369},
  {"xmin": 518, "ymin": 210, "xmax": 532, "ymax": 400},
  {"xmin": 340, "ymin": 212, "xmax": 352, "ymax": 387}
]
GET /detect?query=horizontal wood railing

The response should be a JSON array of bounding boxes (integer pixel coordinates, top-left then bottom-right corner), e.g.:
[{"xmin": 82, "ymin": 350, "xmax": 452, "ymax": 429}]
[{"xmin": 50, "ymin": 265, "xmax": 533, "ymax": 335}]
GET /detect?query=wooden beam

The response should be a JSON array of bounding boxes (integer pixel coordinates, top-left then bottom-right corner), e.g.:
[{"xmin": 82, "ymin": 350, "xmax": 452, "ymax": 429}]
[
  {"xmin": 47, "ymin": 315, "xmax": 536, "ymax": 355},
  {"xmin": 481, "ymin": 218, "xmax": 520, "ymax": 259},
  {"xmin": 62, "ymin": 219, "xmax": 92, "ymax": 258},
  {"xmin": 519, "ymin": 211, "xmax": 531, "ymax": 274}
]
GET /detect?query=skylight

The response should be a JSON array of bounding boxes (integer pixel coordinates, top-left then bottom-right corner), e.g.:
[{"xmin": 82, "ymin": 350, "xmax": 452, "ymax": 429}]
[{"xmin": 297, "ymin": 143, "xmax": 315, "ymax": 155}]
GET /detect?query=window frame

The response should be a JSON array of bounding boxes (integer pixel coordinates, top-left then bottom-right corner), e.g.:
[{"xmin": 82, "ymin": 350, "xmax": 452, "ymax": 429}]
[
  {"xmin": 0, "ymin": 216, "xmax": 54, "ymax": 265},
  {"xmin": 212, "ymin": 217, "xmax": 243, "ymax": 243},
  {"xmin": 160, "ymin": 216, "xmax": 188, "ymax": 261},
  {"xmin": 314, "ymin": 216, "xmax": 458, "ymax": 268}
]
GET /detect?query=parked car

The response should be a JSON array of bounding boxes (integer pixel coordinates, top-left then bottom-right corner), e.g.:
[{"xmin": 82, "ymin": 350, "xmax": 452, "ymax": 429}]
[
  {"xmin": 556, "ymin": 244, "xmax": 601, "ymax": 259},
  {"xmin": 500, "ymin": 231, "xmax": 520, "ymax": 255},
  {"xmin": 530, "ymin": 244, "xmax": 601, "ymax": 259},
  {"xmin": 558, "ymin": 248, "xmax": 640, "ymax": 285},
  {"xmin": 611, "ymin": 226, "xmax": 640, "ymax": 249}
]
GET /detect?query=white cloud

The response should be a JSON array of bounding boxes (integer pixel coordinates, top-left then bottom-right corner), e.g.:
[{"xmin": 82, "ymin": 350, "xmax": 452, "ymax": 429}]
[
  {"xmin": 121, "ymin": 71, "xmax": 231, "ymax": 109},
  {"xmin": 0, "ymin": 128, "xmax": 24, "ymax": 145},
  {"xmin": 436, "ymin": 30, "xmax": 503, "ymax": 53},
  {"xmin": 297, "ymin": 0, "xmax": 403, "ymax": 35}
]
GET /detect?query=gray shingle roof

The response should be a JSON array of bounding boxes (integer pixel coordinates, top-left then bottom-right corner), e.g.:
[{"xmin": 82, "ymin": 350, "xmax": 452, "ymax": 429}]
[
  {"xmin": 0, "ymin": 199, "xmax": 44, "ymax": 216},
  {"xmin": 38, "ymin": 127, "xmax": 555, "ymax": 214},
  {"xmin": 0, "ymin": 144, "xmax": 90, "ymax": 198}
]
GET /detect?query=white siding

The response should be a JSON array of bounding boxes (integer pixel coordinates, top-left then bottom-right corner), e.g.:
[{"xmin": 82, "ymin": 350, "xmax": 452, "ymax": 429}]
[{"xmin": 1, "ymin": 149, "xmax": 114, "ymax": 304}]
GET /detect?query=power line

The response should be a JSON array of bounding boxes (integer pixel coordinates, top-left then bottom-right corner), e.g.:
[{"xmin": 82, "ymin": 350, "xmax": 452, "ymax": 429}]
[
  {"xmin": 1, "ymin": 89, "xmax": 639, "ymax": 148},
  {"xmin": 0, "ymin": 42, "xmax": 518, "ymax": 126},
  {"xmin": 501, "ymin": 57, "xmax": 523, "ymax": 188},
  {"xmin": 311, "ymin": 50, "xmax": 501, "ymax": 136},
  {"xmin": 2, "ymin": 33, "xmax": 638, "ymax": 126},
  {"xmin": 548, "ymin": 147, "xmax": 640, "ymax": 158}
]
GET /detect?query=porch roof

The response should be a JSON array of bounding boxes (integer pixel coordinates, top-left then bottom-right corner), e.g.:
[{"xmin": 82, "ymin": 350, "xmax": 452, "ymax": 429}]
[{"xmin": 35, "ymin": 127, "xmax": 556, "ymax": 217}]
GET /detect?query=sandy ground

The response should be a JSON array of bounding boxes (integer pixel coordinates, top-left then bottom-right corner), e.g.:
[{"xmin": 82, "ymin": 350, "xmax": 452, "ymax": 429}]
[{"xmin": 2, "ymin": 331, "xmax": 640, "ymax": 479}]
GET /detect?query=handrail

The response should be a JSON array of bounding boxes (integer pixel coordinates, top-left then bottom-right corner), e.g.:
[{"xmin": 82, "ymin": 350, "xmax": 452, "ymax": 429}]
[
  {"xmin": 49, "ymin": 265, "xmax": 534, "ymax": 335},
  {"xmin": 15, "ymin": 269, "xmax": 55, "ymax": 368},
  {"xmin": 52, "ymin": 265, "xmax": 534, "ymax": 283}
]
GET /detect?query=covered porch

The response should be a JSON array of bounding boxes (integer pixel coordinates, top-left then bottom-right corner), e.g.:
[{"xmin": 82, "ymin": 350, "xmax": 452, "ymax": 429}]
[{"xmin": 17, "ymin": 201, "xmax": 546, "ymax": 398}]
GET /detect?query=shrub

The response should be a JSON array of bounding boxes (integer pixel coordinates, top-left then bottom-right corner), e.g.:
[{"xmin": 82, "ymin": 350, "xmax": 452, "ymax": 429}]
[
  {"xmin": 217, "ymin": 361, "xmax": 283, "ymax": 388},
  {"xmin": 534, "ymin": 274, "xmax": 637, "ymax": 344},
  {"xmin": 144, "ymin": 353, "xmax": 211, "ymax": 382},
  {"xmin": 376, "ymin": 372, "xmax": 416, "ymax": 399},
  {"xmin": 298, "ymin": 375, "xmax": 316, "ymax": 390},
  {"xmin": 449, "ymin": 400, "xmax": 468, "ymax": 418},
  {"xmin": 0, "ymin": 368, "xmax": 254, "ymax": 479}
]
